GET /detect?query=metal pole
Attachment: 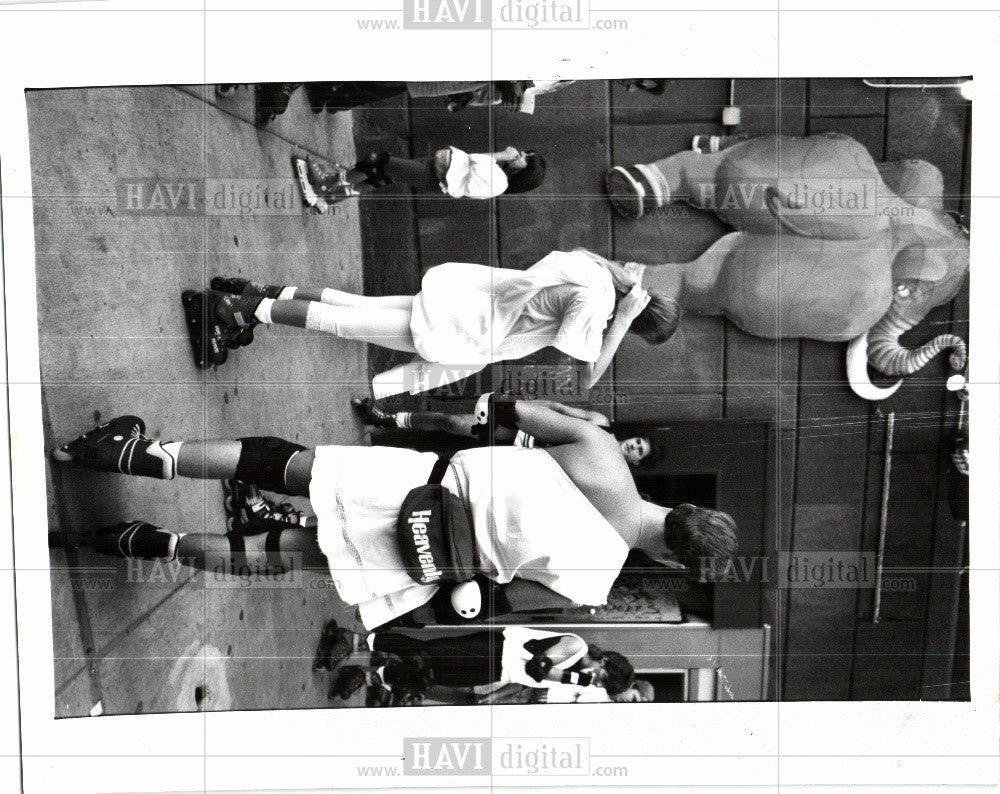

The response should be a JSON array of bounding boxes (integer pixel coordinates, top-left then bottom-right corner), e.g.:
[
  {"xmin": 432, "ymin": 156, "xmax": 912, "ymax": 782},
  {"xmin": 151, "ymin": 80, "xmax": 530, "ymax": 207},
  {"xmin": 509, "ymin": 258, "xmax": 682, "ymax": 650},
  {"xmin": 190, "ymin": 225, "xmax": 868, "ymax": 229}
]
[{"xmin": 872, "ymin": 411, "xmax": 895, "ymax": 623}]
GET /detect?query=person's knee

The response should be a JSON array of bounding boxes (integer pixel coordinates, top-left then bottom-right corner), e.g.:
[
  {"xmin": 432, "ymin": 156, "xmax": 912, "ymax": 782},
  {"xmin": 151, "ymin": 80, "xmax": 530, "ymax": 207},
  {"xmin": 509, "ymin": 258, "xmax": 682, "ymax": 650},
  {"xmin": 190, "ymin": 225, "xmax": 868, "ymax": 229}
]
[{"xmin": 235, "ymin": 436, "xmax": 308, "ymax": 494}]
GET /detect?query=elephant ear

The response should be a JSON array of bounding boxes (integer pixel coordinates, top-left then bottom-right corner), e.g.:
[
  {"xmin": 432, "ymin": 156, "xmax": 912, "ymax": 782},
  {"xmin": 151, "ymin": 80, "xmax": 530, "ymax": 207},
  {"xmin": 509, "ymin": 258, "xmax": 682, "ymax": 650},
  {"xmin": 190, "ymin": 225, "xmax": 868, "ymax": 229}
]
[{"xmin": 892, "ymin": 243, "xmax": 948, "ymax": 285}]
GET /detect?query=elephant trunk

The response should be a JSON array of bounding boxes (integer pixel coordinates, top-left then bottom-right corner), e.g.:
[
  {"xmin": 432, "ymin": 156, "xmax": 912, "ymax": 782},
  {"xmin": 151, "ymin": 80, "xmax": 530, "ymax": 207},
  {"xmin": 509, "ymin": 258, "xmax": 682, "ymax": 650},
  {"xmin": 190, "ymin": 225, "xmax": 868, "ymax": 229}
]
[{"xmin": 866, "ymin": 303, "xmax": 967, "ymax": 376}]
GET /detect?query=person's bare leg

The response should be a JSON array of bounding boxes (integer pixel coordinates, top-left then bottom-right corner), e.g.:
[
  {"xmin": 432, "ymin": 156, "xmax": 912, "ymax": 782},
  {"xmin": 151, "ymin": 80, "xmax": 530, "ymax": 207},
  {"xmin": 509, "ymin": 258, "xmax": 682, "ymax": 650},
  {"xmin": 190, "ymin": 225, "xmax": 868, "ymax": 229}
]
[
  {"xmin": 59, "ymin": 521, "xmax": 328, "ymax": 576},
  {"xmin": 408, "ymin": 410, "xmax": 517, "ymax": 442},
  {"xmin": 174, "ymin": 440, "xmax": 242, "ymax": 479},
  {"xmin": 176, "ymin": 527, "xmax": 327, "ymax": 572},
  {"xmin": 284, "ymin": 449, "xmax": 315, "ymax": 497},
  {"xmin": 343, "ymin": 155, "xmax": 435, "ymax": 188},
  {"xmin": 267, "ymin": 299, "xmax": 310, "ymax": 327},
  {"xmin": 174, "ymin": 443, "xmax": 313, "ymax": 496},
  {"xmin": 354, "ymin": 400, "xmax": 518, "ymax": 441},
  {"xmin": 52, "ymin": 416, "xmax": 314, "ymax": 495}
]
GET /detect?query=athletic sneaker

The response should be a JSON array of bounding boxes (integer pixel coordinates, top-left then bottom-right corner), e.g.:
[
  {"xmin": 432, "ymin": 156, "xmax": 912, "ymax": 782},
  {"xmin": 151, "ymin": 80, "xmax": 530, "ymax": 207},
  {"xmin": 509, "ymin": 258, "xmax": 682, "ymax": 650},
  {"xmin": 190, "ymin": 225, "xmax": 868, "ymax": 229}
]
[
  {"xmin": 223, "ymin": 478, "xmax": 316, "ymax": 534},
  {"xmin": 51, "ymin": 415, "xmax": 177, "ymax": 479}
]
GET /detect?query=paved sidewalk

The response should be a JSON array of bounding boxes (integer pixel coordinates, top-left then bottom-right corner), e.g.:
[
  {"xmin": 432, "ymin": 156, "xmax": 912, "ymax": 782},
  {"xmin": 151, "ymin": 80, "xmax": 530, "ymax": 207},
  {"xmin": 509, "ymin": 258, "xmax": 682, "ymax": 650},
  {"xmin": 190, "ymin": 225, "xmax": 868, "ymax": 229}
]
[{"xmin": 29, "ymin": 85, "xmax": 370, "ymax": 717}]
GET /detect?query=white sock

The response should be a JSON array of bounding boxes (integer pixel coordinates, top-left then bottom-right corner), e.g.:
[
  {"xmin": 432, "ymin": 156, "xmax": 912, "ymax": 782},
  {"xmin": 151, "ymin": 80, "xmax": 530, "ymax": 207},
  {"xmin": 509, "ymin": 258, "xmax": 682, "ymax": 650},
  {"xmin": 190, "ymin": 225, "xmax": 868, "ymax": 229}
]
[
  {"xmin": 304, "ymin": 301, "xmax": 338, "ymax": 334},
  {"xmin": 395, "ymin": 412, "xmax": 411, "ymax": 429},
  {"xmin": 254, "ymin": 298, "xmax": 275, "ymax": 325},
  {"xmin": 366, "ymin": 633, "xmax": 377, "ymax": 650},
  {"xmin": 277, "ymin": 286, "xmax": 297, "ymax": 301}
]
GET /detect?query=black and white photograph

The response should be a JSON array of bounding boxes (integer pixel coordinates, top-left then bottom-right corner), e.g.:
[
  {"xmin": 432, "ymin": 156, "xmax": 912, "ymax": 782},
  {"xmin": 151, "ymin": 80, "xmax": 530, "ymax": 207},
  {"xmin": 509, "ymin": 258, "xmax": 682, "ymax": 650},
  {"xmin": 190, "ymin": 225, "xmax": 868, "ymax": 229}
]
[
  {"xmin": 1, "ymin": 4, "xmax": 998, "ymax": 794},
  {"xmin": 34, "ymin": 74, "xmax": 972, "ymax": 714}
]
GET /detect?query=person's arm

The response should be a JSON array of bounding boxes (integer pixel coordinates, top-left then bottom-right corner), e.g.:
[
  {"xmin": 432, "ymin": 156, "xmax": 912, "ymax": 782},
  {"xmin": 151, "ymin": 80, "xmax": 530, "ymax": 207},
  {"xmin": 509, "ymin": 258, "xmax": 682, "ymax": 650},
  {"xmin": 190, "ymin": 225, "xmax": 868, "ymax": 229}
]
[
  {"xmin": 585, "ymin": 284, "xmax": 651, "ymax": 389},
  {"xmin": 543, "ymin": 634, "xmax": 587, "ymax": 666},
  {"xmin": 488, "ymin": 145, "xmax": 521, "ymax": 163},
  {"xmin": 526, "ymin": 400, "xmax": 611, "ymax": 427},
  {"xmin": 417, "ymin": 577, "xmax": 576, "ymax": 625},
  {"xmin": 511, "ymin": 401, "xmax": 608, "ymax": 446}
]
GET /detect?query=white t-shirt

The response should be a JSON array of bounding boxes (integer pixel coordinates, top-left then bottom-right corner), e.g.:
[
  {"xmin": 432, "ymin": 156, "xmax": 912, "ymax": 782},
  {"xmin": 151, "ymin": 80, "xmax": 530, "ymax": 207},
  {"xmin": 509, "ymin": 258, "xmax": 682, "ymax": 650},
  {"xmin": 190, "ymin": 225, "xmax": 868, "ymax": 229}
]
[
  {"xmin": 311, "ymin": 444, "xmax": 629, "ymax": 630},
  {"xmin": 445, "ymin": 446, "xmax": 630, "ymax": 606},
  {"xmin": 403, "ymin": 250, "xmax": 617, "ymax": 386},
  {"xmin": 440, "ymin": 146, "xmax": 509, "ymax": 199}
]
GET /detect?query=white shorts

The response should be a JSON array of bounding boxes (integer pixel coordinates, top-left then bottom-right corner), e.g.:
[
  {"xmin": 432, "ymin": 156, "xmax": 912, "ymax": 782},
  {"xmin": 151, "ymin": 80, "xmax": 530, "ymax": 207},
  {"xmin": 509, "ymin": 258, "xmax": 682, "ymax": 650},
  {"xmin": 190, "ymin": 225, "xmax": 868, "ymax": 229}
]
[{"xmin": 309, "ymin": 445, "xmax": 441, "ymax": 628}]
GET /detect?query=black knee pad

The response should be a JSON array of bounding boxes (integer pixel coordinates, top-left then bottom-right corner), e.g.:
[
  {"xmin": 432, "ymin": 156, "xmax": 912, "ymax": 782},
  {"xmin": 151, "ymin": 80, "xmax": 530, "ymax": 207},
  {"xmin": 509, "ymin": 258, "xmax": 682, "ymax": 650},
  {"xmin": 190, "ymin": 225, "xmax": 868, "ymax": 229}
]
[{"xmin": 235, "ymin": 436, "xmax": 306, "ymax": 494}]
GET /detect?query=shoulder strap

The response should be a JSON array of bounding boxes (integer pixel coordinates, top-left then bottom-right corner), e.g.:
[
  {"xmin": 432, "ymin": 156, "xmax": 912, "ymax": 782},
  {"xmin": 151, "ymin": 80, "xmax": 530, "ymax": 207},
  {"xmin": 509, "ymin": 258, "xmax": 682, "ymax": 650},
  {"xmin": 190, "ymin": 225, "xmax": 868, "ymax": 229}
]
[{"xmin": 427, "ymin": 455, "xmax": 452, "ymax": 485}]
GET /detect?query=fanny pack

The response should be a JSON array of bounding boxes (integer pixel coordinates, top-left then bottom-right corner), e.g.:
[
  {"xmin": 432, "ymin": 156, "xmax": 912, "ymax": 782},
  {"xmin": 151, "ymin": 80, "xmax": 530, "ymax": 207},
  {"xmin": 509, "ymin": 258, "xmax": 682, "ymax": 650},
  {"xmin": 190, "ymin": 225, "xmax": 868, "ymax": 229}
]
[{"xmin": 397, "ymin": 456, "xmax": 477, "ymax": 585}]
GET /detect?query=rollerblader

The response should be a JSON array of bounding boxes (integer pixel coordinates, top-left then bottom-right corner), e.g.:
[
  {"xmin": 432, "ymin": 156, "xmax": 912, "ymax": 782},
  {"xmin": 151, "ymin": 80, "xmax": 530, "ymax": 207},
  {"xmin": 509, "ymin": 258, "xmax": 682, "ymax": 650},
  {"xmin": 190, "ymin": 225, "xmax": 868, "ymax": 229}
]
[
  {"xmin": 308, "ymin": 620, "xmax": 638, "ymax": 706},
  {"xmin": 291, "ymin": 145, "xmax": 545, "ymax": 214},
  {"xmin": 184, "ymin": 249, "xmax": 680, "ymax": 394},
  {"xmin": 364, "ymin": 625, "xmax": 636, "ymax": 703},
  {"xmin": 351, "ymin": 397, "xmax": 656, "ymax": 465},
  {"xmin": 50, "ymin": 395, "xmax": 737, "ymax": 629}
]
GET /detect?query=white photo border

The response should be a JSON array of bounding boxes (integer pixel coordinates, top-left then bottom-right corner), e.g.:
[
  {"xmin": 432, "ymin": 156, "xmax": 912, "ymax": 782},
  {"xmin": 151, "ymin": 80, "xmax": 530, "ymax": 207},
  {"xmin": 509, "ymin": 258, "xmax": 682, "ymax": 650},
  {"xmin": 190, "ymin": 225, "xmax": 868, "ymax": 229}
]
[{"xmin": 1, "ymin": 2, "xmax": 997, "ymax": 793}]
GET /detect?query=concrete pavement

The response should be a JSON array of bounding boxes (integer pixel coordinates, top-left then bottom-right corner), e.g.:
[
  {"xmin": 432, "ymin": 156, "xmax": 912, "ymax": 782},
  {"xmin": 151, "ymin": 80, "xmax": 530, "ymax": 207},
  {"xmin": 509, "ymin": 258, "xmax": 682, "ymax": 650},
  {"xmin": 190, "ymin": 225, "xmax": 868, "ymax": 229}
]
[{"xmin": 29, "ymin": 84, "xmax": 373, "ymax": 717}]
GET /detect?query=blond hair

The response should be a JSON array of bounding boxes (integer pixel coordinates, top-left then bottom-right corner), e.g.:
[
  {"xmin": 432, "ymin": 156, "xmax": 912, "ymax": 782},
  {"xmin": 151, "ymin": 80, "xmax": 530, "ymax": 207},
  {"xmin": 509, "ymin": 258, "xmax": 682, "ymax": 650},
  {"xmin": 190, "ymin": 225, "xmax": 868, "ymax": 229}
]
[{"xmin": 573, "ymin": 248, "xmax": 682, "ymax": 345}]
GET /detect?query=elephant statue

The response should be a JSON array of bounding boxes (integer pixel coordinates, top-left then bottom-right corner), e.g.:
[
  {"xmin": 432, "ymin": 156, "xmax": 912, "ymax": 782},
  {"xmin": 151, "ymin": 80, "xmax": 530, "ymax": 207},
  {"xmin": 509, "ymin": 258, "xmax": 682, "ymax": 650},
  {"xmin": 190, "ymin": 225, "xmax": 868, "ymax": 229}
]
[{"xmin": 605, "ymin": 133, "xmax": 969, "ymax": 400}]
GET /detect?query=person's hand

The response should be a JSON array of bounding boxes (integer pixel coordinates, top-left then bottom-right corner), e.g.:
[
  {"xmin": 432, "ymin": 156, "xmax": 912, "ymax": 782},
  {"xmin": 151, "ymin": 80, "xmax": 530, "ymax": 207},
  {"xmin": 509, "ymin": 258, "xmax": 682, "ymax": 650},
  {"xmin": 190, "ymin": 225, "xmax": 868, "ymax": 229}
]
[
  {"xmin": 617, "ymin": 283, "xmax": 651, "ymax": 322},
  {"xmin": 623, "ymin": 261, "xmax": 645, "ymax": 285}
]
